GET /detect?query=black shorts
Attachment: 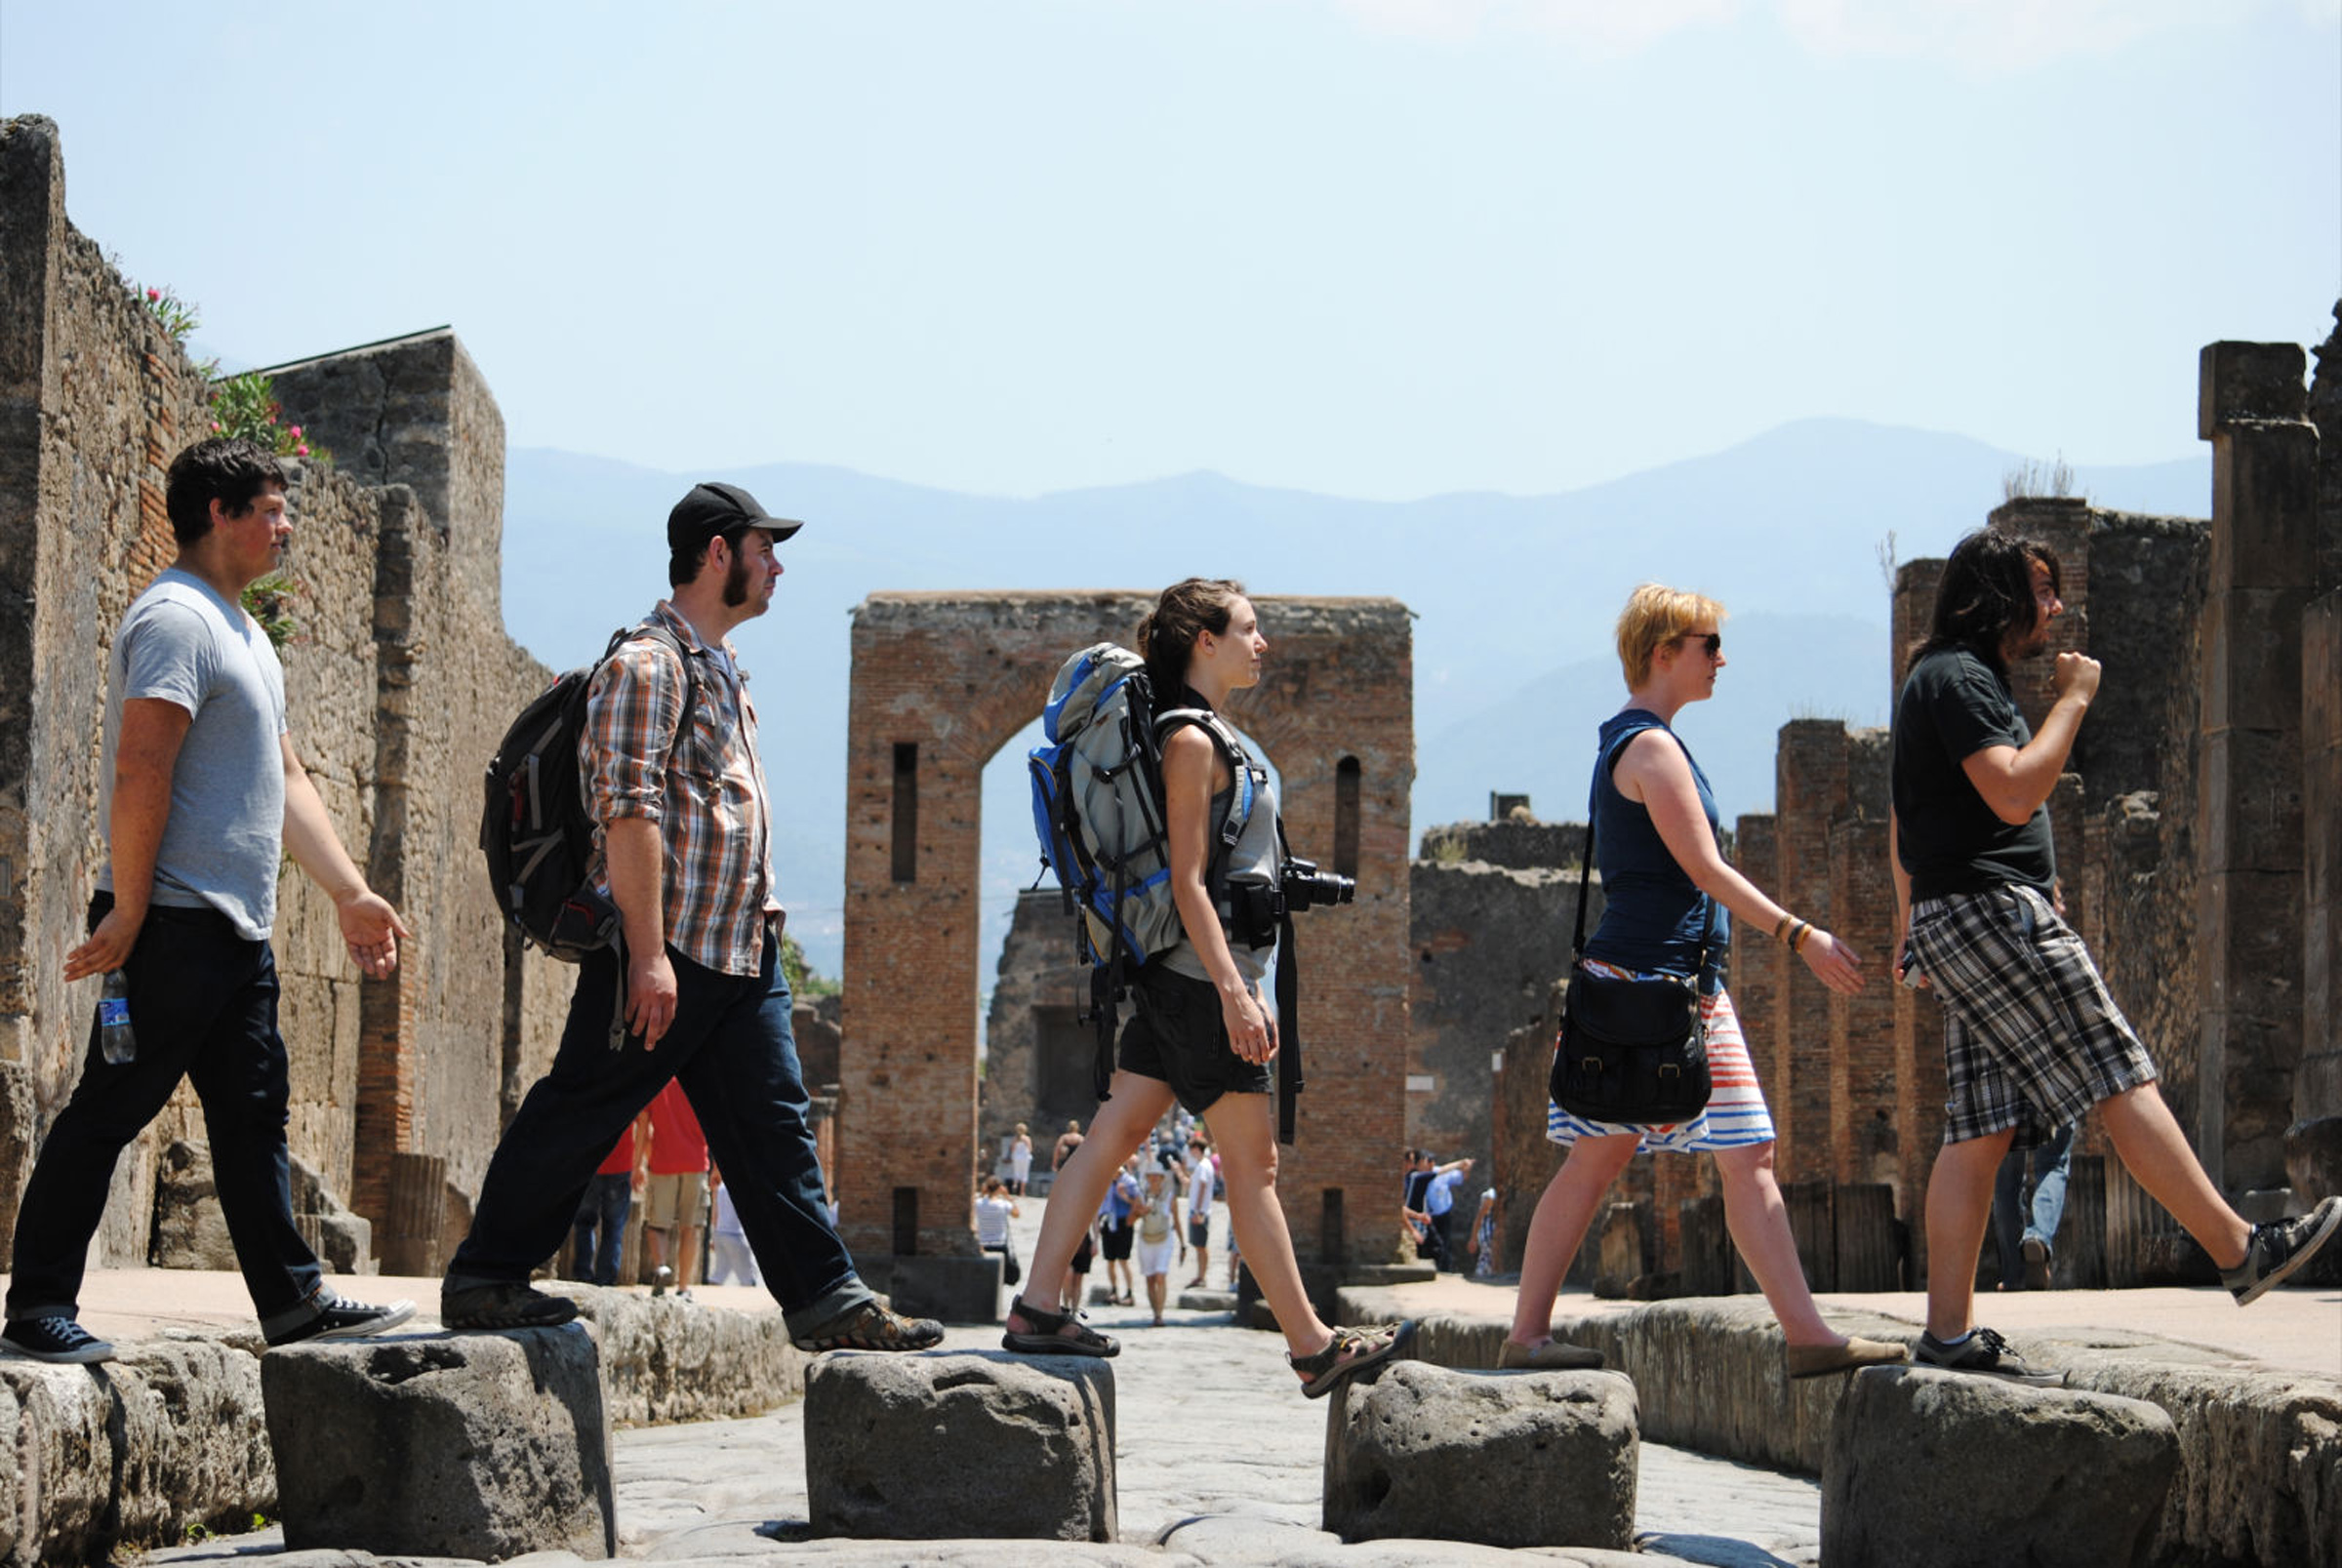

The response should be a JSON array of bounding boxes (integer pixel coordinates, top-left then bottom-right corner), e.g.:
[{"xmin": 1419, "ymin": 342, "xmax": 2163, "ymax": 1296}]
[
  {"xmin": 1187, "ymin": 1216, "xmax": 1211, "ymax": 1247},
  {"xmin": 1100, "ymin": 1219, "xmax": 1135, "ymax": 1261},
  {"xmin": 1115, "ymin": 965, "xmax": 1273, "ymax": 1115}
]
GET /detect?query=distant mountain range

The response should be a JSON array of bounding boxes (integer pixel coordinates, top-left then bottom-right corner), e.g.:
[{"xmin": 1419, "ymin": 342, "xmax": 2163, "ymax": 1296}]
[{"xmin": 499, "ymin": 418, "xmax": 2208, "ymax": 975}]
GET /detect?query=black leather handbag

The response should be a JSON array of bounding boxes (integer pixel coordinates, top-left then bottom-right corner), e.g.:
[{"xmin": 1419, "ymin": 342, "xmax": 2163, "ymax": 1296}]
[{"xmin": 1548, "ymin": 745, "xmax": 1716, "ymax": 1126}]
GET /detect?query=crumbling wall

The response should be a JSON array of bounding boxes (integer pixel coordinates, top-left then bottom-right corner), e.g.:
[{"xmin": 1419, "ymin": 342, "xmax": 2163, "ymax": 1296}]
[
  {"xmin": 979, "ymin": 889, "xmax": 1096, "ymax": 1166},
  {"xmin": 0, "ymin": 115, "xmax": 564, "ymax": 1274},
  {"xmin": 1407, "ymin": 838, "xmax": 1595, "ymax": 1176}
]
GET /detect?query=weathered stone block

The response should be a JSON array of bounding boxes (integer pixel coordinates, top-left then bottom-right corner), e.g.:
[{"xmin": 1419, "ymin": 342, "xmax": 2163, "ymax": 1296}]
[
  {"xmin": 804, "ymin": 1350, "xmax": 1115, "ymax": 1541},
  {"xmin": 2201, "ymin": 341, "xmax": 2309, "ymax": 437},
  {"xmin": 1321, "ymin": 1360, "xmax": 1636, "ymax": 1549},
  {"xmin": 1821, "ymin": 1366, "xmax": 2178, "ymax": 1568},
  {"xmin": 262, "ymin": 1328, "xmax": 615, "ymax": 1561},
  {"xmin": 150, "ymin": 1137, "xmax": 238, "ymax": 1269},
  {"xmin": 2288, "ymin": 1115, "xmax": 2342, "ymax": 1203}
]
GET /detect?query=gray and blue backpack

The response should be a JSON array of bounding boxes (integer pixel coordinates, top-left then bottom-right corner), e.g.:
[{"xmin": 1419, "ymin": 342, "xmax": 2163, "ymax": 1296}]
[{"xmin": 1028, "ymin": 643, "xmax": 1263, "ymax": 1096}]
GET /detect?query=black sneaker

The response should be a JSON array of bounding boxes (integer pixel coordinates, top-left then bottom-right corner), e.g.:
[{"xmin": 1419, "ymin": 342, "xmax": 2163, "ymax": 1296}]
[
  {"xmin": 1, "ymin": 1314, "xmax": 114, "ymax": 1364},
  {"xmin": 1914, "ymin": 1326, "xmax": 2065, "ymax": 1386},
  {"xmin": 266, "ymin": 1292, "xmax": 418, "ymax": 1347},
  {"xmin": 440, "ymin": 1280, "xmax": 580, "ymax": 1330},
  {"xmin": 2224, "ymin": 1195, "xmax": 2342, "ymax": 1307}
]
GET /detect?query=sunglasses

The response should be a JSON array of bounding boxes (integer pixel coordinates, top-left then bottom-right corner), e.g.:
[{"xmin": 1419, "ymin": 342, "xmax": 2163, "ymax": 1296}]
[{"xmin": 1676, "ymin": 631, "xmax": 1722, "ymax": 657}]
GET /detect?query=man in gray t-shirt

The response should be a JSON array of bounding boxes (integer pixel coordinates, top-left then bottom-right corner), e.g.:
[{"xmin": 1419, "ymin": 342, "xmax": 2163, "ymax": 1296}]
[{"xmin": 1, "ymin": 439, "xmax": 418, "ymax": 1366}]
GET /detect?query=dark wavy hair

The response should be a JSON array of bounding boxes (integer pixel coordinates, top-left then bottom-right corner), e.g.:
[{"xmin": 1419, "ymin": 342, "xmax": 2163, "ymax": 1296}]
[
  {"xmin": 165, "ymin": 437, "xmax": 287, "ymax": 545},
  {"xmin": 1918, "ymin": 528, "xmax": 2062, "ymax": 670},
  {"xmin": 1134, "ymin": 578, "xmax": 1245, "ymax": 698}
]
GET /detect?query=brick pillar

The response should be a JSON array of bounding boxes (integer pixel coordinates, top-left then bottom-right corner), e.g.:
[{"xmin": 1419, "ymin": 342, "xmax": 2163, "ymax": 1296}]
[
  {"xmin": 1772, "ymin": 723, "xmax": 1848, "ymax": 1185},
  {"xmin": 1828, "ymin": 772, "xmax": 1896, "ymax": 1189},
  {"xmin": 1891, "ymin": 559, "xmax": 1945, "ymax": 713},
  {"xmin": 2196, "ymin": 342, "xmax": 2318, "ymax": 1193}
]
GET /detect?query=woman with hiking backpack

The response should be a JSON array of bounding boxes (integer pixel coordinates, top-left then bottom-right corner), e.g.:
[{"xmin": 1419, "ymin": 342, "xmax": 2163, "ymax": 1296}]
[
  {"xmin": 1503, "ymin": 583, "xmax": 1904, "ymax": 1380},
  {"xmin": 1003, "ymin": 578, "xmax": 1413, "ymax": 1398}
]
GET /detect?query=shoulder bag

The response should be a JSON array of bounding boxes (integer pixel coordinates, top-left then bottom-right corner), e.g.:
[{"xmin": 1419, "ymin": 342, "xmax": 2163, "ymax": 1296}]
[{"xmin": 1548, "ymin": 734, "xmax": 1716, "ymax": 1126}]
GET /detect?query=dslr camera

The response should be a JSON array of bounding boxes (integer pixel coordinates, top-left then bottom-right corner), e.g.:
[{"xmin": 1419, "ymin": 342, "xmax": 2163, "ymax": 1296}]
[{"xmin": 1227, "ymin": 857, "xmax": 1355, "ymax": 946}]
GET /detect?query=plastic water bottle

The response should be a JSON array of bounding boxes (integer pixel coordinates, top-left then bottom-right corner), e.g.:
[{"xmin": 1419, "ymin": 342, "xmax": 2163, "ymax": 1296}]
[{"xmin": 98, "ymin": 971, "xmax": 137, "ymax": 1065}]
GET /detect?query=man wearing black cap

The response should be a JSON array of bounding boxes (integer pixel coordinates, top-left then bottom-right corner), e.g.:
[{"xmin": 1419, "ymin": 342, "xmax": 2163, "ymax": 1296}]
[{"xmin": 440, "ymin": 483, "xmax": 942, "ymax": 1353}]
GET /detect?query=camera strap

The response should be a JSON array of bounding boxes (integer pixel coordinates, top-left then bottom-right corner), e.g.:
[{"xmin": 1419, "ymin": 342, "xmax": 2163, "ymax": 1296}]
[{"xmin": 1273, "ymin": 818, "xmax": 1303, "ymax": 1145}]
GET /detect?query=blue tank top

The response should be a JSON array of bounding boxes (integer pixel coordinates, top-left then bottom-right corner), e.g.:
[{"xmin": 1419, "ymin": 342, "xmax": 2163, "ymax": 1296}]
[{"xmin": 1582, "ymin": 709, "xmax": 1728, "ymax": 992}]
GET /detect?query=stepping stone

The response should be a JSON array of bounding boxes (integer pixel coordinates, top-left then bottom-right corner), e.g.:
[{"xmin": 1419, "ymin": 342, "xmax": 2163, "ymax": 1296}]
[
  {"xmin": 261, "ymin": 1328, "xmax": 614, "ymax": 1561},
  {"xmin": 1322, "ymin": 1359, "xmax": 1637, "ymax": 1548},
  {"xmin": 1822, "ymin": 1365, "xmax": 2179, "ymax": 1568},
  {"xmin": 804, "ymin": 1350, "xmax": 1115, "ymax": 1541},
  {"xmin": 1177, "ymin": 1289, "xmax": 1236, "ymax": 1311}
]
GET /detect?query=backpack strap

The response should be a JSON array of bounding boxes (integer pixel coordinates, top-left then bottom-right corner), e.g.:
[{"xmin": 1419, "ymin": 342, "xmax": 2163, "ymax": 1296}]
[{"xmin": 1152, "ymin": 707, "xmax": 1256, "ymax": 855}]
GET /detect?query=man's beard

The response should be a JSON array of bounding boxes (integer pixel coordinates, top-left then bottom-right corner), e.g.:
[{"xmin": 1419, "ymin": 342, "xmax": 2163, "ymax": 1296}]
[{"xmin": 722, "ymin": 552, "xmax": 752, "ymax": 608}]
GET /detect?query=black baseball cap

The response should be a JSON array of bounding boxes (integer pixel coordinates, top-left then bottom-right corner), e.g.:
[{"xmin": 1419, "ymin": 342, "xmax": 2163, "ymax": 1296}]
[{"xmin": 666, "ymin": 482, "xmax": 804, "ymax": 552}]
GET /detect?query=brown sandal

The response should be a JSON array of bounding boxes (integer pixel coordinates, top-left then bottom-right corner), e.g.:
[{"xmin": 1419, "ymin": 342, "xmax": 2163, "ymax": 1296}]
[
  {"xmin": 790, "ymin": 1300, "xmax": 944, "ymax": 1353},
  {"xmin": 1001, "ymin": 1297, "xmax": 1118, "ymax": 1358},
  {"xmin": 1290, "ymin": 1318, "xmax": 1416, "ymax": 1399}
]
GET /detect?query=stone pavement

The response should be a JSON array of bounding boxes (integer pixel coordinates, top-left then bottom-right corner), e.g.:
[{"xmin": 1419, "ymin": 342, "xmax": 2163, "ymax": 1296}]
[{"xmin": 45, "ymin": 1192, "xmax": 2342, "ymax": 1565}]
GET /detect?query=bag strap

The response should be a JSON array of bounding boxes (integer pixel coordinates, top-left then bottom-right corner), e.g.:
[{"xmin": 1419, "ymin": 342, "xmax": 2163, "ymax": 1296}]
[
  {"xmin": 1272, "ymin": 817, "xmax": 1303, "ymax": 1146},
  {"xmin": 1572, "ymin": 721, "xmax": 1715, "ymax": 983}
]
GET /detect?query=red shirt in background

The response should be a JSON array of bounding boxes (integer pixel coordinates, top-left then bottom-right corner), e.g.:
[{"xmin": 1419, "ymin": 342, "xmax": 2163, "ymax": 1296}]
[
  {"xmin": 595, "ymin": 1125, "xmax": 633, "ymax": 1176},
  {"xmin": 646, "ymin": 1081, "xmax": 709, "ymax": 1176}
]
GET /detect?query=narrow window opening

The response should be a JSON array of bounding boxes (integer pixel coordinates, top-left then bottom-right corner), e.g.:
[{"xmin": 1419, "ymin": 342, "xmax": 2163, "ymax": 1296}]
[
  {"xmin": 1320, "ymin": 1187, "xmax": 1347, "ymax": 1264},
  {"xmin": 892, "ymin": 1186, "xmax": 919, "ymax": 1255},
  {"xmin": 891, "ymin": 743, "xmax": 918, "ymax": 882},
  {"xmin": 1334, "ymin": 756, "xmax": 1361, "ymax": 878}
]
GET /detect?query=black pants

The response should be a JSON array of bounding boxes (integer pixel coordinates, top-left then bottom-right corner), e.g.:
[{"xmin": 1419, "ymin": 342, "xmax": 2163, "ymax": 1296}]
[
  {"xmin": 447, "ymin": 936, "xmax": 868, "ymax": 1337},
  {"xmin": 7, "ymin": 896, "xmax": 323, "ymax": 1335}
]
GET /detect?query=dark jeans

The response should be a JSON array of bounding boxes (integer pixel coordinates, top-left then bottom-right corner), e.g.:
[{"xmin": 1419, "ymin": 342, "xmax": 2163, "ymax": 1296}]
[
  {"xmin": 570, "ymin": 1172, "xmax": 631, "ymax": 1285},
  {"xmin": 1993, "ymin": 1120, "xmax": 2077, "ymax": 1288},
  {"xmin": 6, "ymin": 896, "xmax": 324, "ymax": 1336},
  {"xmin": 447, "ymin": 936, "xmax": 868, "ymax": 1336}
]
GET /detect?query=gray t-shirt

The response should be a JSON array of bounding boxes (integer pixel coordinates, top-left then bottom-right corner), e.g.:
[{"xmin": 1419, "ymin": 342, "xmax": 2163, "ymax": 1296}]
[
  {"xmin": 1161, "ymin": 747, "xmax": 1282, "ymax": 986},
  {"xmin": 97, "ymin": 568, "xmax": 289, "ymax": 941}
]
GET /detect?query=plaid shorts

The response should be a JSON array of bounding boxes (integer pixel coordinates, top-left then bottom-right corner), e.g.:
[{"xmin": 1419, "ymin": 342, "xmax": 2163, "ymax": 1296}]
[{"xmin": 1907, "ymin": 883, "xmax": 2159, "ymax": 1146}]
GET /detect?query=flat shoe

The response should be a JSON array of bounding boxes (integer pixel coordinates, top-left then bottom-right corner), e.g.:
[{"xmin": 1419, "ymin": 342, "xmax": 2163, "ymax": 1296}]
[
  {"xmin": 1499, "ymin": 1336, "xmax": 1604, "ymax": 1370},
  {"xmin": 1786, "ymin": 1335, "xmax": 1907, "ymax": 1379}
]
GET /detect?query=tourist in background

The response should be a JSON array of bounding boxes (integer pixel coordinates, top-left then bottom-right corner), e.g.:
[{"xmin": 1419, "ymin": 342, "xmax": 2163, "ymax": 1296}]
[
  {"xmin": 570, "ymin": 1124, "xmax": 634, "ymax": 1286},
  {"xmin": 1508, "ymin": 583, "xmax": 1904, "ymax": 1381},
  {"xmin": 1098, "ymin": 1156, "xmax": 1140, "ymax": 1306},
  {"xmin": 1052, "ymin": 1117, "xmax": 1085, "ymax": 1175},
  {"xmin": 1001, "ymin": 579, "xmax": 1411, "ymax": 1396},
  {"xmin": 1993, "ymin": 1121, "xmax": 2075, "ymax": 1291},
  {"xmin": 1131, "ymin": 1159, "xmax": 1182, "ymax": 1326},
  {"xmin": 1183, "ymin": 1134, "xmax": 1218, "ymax": 1287},
  {"xmin": 977, "ymin": 1175, "xmax": 1022, "ymax": 1286},
  {"xmin": 1008, "ymin": 1122, "xmax": 1033, "ymax": 1195},
  {"xmin": 1467, "ymin": 1186, "xmax": 1500, "ymax": 1279},
  {"xmin": 640, "ymin": 1080, "xmax": 709, "ymax": 1299},
  {"xmin": 1893, "ymin": 529, "xmax": 2340, "ymax": 1383}
]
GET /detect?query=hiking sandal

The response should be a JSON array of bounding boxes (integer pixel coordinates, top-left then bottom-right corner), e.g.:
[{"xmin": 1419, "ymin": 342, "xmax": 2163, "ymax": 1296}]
[
  {"xmin": 790, "ymin": 1299, "xmax": 944, "ymax": 1353},
  {"xmin": 1290, "ymin": 1318, "xmax": 1417, "ymax": 1400},
  {"xmin": 1001, "ymin": 1297, "xmax": 1119, "ymax": 1358}
]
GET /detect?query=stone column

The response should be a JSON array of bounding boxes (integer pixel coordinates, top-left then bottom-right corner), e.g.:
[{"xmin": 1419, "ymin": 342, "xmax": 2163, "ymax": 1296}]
[
  {"xmin": 2293, "ymin": 305, "xmax": 2342, "ymax": 1200},
  {"xmin": 1772, "ymin": 723, "xmax": 1850, "ymax": 1186},
  {"xmin": 2197, "ymin": 342, "xmax": 2318, "ymax": 1194},
  {"xmin": 1826, "ymin": 733, "xmax": 1896, "ymax": 1189}
]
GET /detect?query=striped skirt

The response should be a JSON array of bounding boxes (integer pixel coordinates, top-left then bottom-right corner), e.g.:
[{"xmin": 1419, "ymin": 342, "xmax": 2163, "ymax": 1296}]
[{"xmin": 1544, "ymin": 958, "xmax": 1776, "ymax": 1154}]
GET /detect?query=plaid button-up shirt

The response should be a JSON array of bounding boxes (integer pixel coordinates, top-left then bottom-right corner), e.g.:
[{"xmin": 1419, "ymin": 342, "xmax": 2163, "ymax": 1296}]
[{"xmin": 583, "ymin": 601, "xmax": 779, "ymax": 976}]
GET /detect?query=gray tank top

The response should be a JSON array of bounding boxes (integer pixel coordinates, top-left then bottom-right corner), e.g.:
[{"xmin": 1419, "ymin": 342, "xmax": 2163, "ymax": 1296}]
[{"xmin": 1161, "ymin": 749, "xmax": 1282, "ymax": 985}]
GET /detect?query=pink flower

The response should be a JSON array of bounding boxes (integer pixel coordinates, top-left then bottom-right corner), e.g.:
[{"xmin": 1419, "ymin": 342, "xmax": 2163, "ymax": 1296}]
[
  {"xmin": 295, "ymin": 444, "xmax": 309, "ymax": 457},
  {"xmin": 289, "ymin": 425, "xmax": 303, "ymax": 439},
  {"xmin": 145, "ymin": 288, "xmax": 160, "ymax": 302}
]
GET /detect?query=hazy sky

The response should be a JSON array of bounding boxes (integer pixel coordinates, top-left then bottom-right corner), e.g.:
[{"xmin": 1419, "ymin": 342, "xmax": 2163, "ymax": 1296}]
[{"xmin": 4, "ymin": 0, "xmax": 2335, "ymax": 501}]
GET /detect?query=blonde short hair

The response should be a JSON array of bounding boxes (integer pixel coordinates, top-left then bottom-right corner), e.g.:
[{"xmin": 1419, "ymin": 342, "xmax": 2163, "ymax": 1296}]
[{"xmin": 1615, "ymin": 583, "xmax": 1727, "ymax": 689}]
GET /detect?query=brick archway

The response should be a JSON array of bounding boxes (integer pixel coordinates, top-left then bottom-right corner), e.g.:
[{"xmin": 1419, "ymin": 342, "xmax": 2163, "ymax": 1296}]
[{"xmin": 837, "ymin": 591, "xmax": 1413, "ymax": 1310}]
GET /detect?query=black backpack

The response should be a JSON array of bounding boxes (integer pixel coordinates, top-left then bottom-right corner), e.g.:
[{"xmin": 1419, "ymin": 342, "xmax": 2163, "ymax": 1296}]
[{"xmin": 481, "ymin": 624, "xmax": 699, "ymax": 962}]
